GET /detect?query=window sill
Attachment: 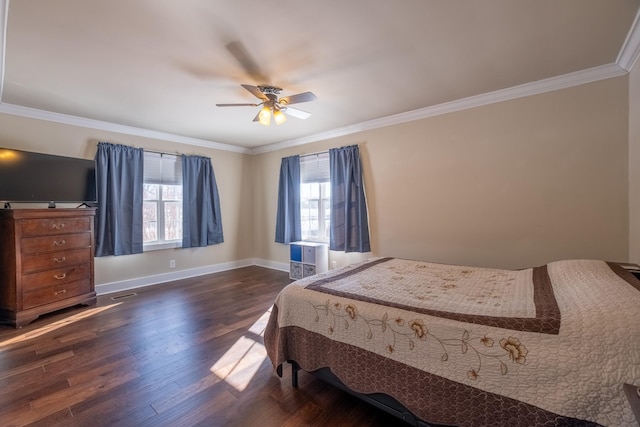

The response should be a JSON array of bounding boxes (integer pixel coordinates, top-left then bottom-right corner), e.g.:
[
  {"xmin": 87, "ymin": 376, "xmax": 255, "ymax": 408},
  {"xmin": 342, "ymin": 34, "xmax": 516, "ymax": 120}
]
[
  {"xmin": 300, "ymin": 239, "xmax": 329, "ymax": 244},
  {"xmin": 143, "ymin": 241, "xmax": 182, "ymax": 252}
]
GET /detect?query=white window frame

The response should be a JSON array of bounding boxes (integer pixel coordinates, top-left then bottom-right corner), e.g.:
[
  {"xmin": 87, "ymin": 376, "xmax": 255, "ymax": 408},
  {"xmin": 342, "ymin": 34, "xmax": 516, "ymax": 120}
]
[
  {"xmin": 143, "ymin": 152, "xmax": 183, "ymax": 251},
  {"xmin": 300, "ymin": 153, "xmax": 330, "ymax": 243}
]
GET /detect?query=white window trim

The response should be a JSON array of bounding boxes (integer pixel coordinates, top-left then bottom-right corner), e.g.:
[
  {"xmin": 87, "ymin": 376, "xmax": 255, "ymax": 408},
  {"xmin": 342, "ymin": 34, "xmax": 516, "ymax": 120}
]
[
  {"xmin": 301, "ymin": 183, "xmax": 330, "ymax": 244},
  {"xmin": 143, "ymin": 152, "xmax": 183, "ymax": 251},
  {"xmin": 300, "ymin": 152, "xmax": 331, "ymax": 244},
  {"xmin": 143, "ymin": 241, "xmax": 182, "ymax": 251}
]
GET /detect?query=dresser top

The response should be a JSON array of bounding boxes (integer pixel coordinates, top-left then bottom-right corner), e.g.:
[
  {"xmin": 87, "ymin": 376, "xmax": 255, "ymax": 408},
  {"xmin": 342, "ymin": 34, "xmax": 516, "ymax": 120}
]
[{"xmin": 0, "ymin": 208, "xmax": 96, "ymax": 219}]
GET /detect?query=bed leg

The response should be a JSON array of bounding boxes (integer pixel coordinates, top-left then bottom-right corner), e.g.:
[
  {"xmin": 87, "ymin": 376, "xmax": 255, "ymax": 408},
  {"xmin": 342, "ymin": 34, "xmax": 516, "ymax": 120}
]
[{"xmin": 291, "ymin": 362, "xmax": 300, "ymax": 388}]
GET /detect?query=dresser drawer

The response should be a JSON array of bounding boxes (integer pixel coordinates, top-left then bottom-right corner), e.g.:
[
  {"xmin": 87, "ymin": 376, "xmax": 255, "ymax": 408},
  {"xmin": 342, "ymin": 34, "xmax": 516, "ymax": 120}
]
[
  {"xmin": 22, "ymin": 279, "xmax": 92, "ymax": 310},
  {"xmin": 21, "ymin": 263, "xmax": 92, "ymax": 291},
  {"xmin": 21, "ymin": 232, "xmax": 91, "ymax": 254},
  {"xmin": 21, "ymin": 247, "xmax": 92, "ymax": 274},
  {"xmin": 21, "ymin": 217, "xmax": 92, "ymax": 237},
  {"xmin": 0, "ymin": 208, "xmax": 96, "ymax": 327}
]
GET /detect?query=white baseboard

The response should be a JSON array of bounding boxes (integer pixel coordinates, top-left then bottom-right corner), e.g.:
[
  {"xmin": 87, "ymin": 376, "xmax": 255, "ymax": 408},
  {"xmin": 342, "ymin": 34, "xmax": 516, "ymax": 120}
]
[
  {"xmin": 95, "ymin": 258, "xmax": 285, "ymax": 295},
  {"xmin": 252, "ymin": 258, "xmax": 289, "ymax": 272}
]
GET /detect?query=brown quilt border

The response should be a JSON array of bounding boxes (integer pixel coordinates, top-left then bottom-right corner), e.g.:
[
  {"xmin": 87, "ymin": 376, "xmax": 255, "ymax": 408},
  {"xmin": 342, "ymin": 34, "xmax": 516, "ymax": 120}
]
[
  {"xmin": 265, "ymin": 318, "xmax": 601, "ymax": 427},
  {"xmin": 306, "ymin": 258, "xmax": 561, "ymax": 334}
]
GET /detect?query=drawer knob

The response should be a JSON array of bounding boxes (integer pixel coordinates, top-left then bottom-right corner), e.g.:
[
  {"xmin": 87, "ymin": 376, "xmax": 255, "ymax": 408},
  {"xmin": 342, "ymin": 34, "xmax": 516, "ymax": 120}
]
[
  {"xmin": 54, "ymin": 289, "xmax": 67, "ymax": 296},
  {"xmin": 54, "ymin": 273, "xmax": 67, "ymax": 280},
  {"xmin": 52, "ymin": 223, "xmax": 65, "ymax": 230},
  {"xmin": 53, "ymin": 256, "xmax": 66, "ymax": 263},
  {"xmin": 53, "ymin": 239, "xmax": 66, "ymax": 246}
]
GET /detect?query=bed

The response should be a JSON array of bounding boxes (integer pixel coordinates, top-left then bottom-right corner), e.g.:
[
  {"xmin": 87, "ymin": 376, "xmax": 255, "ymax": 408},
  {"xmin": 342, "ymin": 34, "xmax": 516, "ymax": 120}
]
[{"xmin": 263, "ymin": 257, "xmax": 640, "ymax": 426}]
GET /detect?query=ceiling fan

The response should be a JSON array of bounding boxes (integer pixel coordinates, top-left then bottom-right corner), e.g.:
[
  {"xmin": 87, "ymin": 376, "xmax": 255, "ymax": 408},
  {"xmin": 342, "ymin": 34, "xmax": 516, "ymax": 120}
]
[{"xmin": 216, "ymin": 84, "xmax": 317, "ymax": 126}]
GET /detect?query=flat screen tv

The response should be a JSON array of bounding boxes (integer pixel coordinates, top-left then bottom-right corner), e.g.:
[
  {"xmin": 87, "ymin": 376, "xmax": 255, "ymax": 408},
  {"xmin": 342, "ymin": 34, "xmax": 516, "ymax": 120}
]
[{"xmin": 0, "ymin": 148, "xmax": 97, "ymax": 205}]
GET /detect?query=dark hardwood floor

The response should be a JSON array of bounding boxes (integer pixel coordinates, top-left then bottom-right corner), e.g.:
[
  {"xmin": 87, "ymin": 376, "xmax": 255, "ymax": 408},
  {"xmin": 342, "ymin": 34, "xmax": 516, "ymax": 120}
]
[{"xmin": 0, "ymin": 266, "xmax": 403, "ymax": 426}]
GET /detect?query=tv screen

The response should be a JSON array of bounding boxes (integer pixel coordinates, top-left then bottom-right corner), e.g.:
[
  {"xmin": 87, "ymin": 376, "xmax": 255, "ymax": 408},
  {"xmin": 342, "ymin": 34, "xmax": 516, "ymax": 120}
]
[{"xmin": 0, "ymin": 148, "xmax": 97, "ymax": 204}]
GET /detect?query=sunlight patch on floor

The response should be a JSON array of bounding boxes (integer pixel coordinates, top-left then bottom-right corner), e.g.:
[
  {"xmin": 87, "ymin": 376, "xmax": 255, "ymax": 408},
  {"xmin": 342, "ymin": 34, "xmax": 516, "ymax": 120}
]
[
  {"xmin": 210, "ymin": 307, "xmax": 272, "ymax": 392},
  {"xmin": 0, "ymin": 303, "xmax": 121, "ymax": 350}
]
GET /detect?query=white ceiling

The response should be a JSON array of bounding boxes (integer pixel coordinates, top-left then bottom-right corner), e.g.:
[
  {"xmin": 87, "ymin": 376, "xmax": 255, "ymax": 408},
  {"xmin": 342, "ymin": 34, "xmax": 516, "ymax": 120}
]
[{"xmin": 0, "ymin": 0, "xmax": 639, "ymax": 153}]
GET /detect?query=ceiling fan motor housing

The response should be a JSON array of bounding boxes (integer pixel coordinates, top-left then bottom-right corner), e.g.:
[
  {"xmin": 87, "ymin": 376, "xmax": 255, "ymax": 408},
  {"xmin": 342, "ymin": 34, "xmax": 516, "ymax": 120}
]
[{"xmin": 258, "ymin": 85, "xmax": 282, "ymax": 96}]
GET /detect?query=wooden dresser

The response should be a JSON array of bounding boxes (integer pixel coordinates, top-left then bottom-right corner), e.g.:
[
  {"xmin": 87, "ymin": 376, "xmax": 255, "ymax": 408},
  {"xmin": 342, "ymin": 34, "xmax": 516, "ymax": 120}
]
[{"xmin": 0, "ymin": 208, "xmax": 96, "ymax": 327}]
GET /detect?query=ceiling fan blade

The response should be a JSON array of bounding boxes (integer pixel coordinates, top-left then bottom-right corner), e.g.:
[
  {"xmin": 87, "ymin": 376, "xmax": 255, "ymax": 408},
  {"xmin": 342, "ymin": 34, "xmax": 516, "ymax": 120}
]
[
  {"xmin": 252, "ymin": 111, "xmax": 261, "ymax": 122},
  {"xmin": 216, "ymin": 103, "xmax": 260, "ymax": 107},
  {"xmin": 279, "ymin": 92, "xmax": 317, "ymax": 105},
  {"xmin": 241, "ymin": 84, "xmax": 268, "ymax": 101},
  {"xmin": 284, "ymin": 106, "xmax": 312, "ymax": 120},
  {"xmin": 226, "ymin": 41, "xmax": 268, "ymax": 83}
]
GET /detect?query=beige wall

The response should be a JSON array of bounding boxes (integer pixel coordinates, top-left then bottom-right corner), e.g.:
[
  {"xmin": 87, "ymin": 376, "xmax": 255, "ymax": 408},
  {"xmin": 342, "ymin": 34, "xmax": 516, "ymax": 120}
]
[
  {"xmin": 630, "ymin": 62, "xmax": 640, "ymax": 264},
  {"xmin": 0, "ymin": 73, "xmax": 631, "ymax": 287},
  {"xmin": 254, "ymin": 77, "xmax": 629, "ymax": 269},
  {"xmin": 0, "ymin": 113, "xmax": 254, "ymax": 285}
]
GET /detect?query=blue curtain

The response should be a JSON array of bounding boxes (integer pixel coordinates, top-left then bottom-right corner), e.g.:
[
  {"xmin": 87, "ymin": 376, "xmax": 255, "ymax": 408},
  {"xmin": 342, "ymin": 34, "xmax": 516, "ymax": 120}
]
[
  {"xmin": 182, "ymin": 155, "xmax": 224, "ymax": 247},
  {"xmin": 94, "ymin": 142, "xmax": 144, "ymax": 256},
  {"xmin": 329, "ymin": 145, "xmax": 371, "ymax": 252},
  {"xmin": 275, "ymin": 155, "xmax": 301, "ymax": 244}
]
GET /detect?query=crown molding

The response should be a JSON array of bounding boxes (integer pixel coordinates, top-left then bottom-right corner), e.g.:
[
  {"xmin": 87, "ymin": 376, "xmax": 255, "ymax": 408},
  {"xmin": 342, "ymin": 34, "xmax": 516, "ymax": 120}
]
[
  {"xmin": 0, "ymin": 61, "xmax": 626, "ymax": 157},
  {"xmin": 252, "ymin": 63, "xmax": 627, "ymax": 154},
  {"xmin": 0, "ymin": 102, "xmax": 252, "ymax": 154},
  {"xmin": 0, "ymin": 0, "xmax": 8, "ymax": 102},
  {"xmin": 617, "ymin": 8, "xmax": 640, "ymax": 71}
]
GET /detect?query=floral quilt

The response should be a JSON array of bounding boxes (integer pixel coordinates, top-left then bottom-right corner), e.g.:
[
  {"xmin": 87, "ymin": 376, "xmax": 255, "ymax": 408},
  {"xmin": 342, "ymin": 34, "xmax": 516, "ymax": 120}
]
[{"xmin": 264, "ymin": 258, "xmax": 640, "ymax": 426}]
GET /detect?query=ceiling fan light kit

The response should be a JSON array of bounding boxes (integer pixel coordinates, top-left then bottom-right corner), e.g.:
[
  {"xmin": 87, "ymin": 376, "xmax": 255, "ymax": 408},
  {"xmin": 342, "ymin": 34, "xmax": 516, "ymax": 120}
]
[
  {"xmin": 217, "ymin": 84, "xmax": 316, "ymax": 126},
  {"xmin": 258, "ymin": 106, "xmax": 287, "ymax": 126},
  {"xmin": 273, "ymin": 109, "xmax": 287, "ymax": 125},
  {"xmin": 259, "ymin": 106, "xmax": 272, "ymax": 126}
]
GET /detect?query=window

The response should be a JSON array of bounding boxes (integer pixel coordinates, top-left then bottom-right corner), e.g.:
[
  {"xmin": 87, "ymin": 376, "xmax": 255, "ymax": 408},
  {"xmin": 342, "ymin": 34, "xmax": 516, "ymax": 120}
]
[
  {"xmin": 143, "ymin": 152, "xmax": 182, "ymax": 250},
  {"xmin": 300, "ymin": 153, "xmax": 330, "ymax": 242}
]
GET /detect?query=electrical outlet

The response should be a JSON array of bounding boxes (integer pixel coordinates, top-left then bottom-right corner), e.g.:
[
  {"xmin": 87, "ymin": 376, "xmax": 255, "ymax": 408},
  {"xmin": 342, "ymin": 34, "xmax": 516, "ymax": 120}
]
[
  {"xmin": 169, "ymin": 259, "xmax": 176, "ymax": 269},
  {"xmin": 331, "ymin": 260, "xmax": 337, "ymax": 270}
]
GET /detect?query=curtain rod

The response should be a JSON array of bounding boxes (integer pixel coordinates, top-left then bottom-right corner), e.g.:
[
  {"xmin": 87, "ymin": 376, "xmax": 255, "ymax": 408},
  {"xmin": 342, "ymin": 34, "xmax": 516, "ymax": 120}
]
[
  {"xmin": 299, "ymin": 143, "xmax": 359, "ymax": 159},
  {"xmin": 300, "ymin": 150, "xmax": 329, "ymax": 159},
  {"xmin": 143, "ymin": 148, "xmax": 182, "ymax": 156}
]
